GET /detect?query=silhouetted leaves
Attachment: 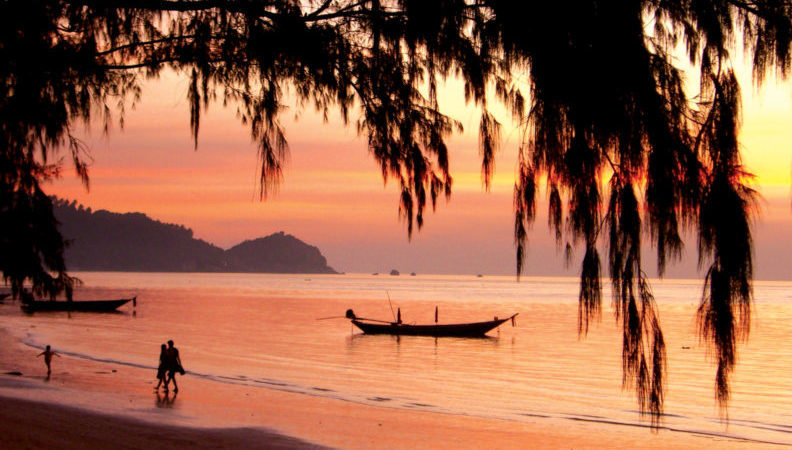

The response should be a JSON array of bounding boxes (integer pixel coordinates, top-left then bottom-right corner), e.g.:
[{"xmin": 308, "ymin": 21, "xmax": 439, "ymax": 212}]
[
  {"xmin": 508, "ymin": 0, "xmax": 788, "ymax": 421},
  {"xmin": 695, "ymin": 71, "xmax": 756, "ymax": 415}
]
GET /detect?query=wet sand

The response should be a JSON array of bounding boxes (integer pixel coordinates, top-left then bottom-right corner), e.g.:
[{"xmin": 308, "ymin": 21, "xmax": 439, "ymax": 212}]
[
  {"xmin": 0, "ymin": 395, "xmax": 322, "ymax": 449},
  {"xmin": 0, "ymin": 326, "xmax": 778, "ymax": 449}
]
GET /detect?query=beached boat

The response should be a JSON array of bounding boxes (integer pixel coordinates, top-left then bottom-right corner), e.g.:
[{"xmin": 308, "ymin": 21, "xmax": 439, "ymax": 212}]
[
  {"xmin": 21, "ymin": 297, "xmax": 136, "ymax": 312},
  {"xmin": 345, "ymin": 309, "xmax": 517, "ymax": 337}
]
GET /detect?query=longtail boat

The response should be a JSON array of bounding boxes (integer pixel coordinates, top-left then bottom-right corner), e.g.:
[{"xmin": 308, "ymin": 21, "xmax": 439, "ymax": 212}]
[
  {"xmin": 21, "ymin": 297, "xmax": 136, "ymax": 313},
  {"xmin": 345, "ymin": 309, "xmax": 517, "ymax": 337}
]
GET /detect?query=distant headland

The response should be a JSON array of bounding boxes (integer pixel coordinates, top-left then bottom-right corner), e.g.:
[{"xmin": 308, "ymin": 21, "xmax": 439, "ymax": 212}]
[{"xmin": 53, "ymin": 198, "xmax": 338, "ymax": 274}]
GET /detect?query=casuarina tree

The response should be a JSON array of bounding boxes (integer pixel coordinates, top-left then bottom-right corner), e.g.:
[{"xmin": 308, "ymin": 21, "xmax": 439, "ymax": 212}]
[{"xmin": 2, "ymin": 0, "xmax": 790, "ymax": 423}]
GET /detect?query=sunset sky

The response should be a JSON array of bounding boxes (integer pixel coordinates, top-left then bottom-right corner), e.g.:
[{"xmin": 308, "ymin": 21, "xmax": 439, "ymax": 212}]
[{"xmin": 50, "ymin": 65, "xmax": 792, "ymax": 280}]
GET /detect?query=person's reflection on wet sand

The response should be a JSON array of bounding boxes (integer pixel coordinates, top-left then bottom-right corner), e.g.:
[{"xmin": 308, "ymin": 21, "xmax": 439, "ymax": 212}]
[{"xmin": 155, "ymin": 390, "xmax": 177, "ymax": 408}]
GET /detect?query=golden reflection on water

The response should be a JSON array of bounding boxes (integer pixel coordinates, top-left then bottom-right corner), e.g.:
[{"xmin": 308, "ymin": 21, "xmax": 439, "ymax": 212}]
[{"xmin": 2, "ymin": 273, "xmax": 790, "ymax": 444}]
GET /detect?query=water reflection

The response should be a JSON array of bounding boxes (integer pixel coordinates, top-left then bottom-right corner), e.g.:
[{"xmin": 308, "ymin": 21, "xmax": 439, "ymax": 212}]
[
  {"xmin": 345, "ymin": 333, "xmax": 502, "ymax": 355},
  {"xmin": 346, "ymin": 333, "xmax": 500, "ymax": 345},
  {"xmin": 6, "ymin": 273, "xmax": 790, "ymax": 445},
  {"xmin": 155, "ymin": 390, "xmax": 177, "ymax": 408}
]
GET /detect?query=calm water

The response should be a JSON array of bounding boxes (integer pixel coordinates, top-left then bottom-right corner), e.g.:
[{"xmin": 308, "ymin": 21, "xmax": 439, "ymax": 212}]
[{"xmin": 1, "ymin": 272, "xmax": 790, "ymax": 444}]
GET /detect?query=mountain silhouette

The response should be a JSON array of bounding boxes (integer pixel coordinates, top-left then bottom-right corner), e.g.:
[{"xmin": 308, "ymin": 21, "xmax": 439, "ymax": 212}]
[
  {"xmin": 53, "ymin": 198, "xmax": 338, "ymax": 274},
  {"xmin": 226, "ymin": 233, "xmax": 336, "ymax": 273}
]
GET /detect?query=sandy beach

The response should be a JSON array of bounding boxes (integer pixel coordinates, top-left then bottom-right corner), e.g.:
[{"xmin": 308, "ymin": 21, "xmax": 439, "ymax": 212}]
[
  {"xmin": 0, "ymin": 324, "xmax": 780, "ymax": 450},
  {"xmin": 0, "ymin": 395, "xmax": 321, "ymax": 449}
]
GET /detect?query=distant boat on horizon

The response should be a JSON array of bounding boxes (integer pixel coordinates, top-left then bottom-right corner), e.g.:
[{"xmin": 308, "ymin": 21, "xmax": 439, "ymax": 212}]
[{"xmin": 390, "ymin": 269, "xmax": 399, "ymax": 276}]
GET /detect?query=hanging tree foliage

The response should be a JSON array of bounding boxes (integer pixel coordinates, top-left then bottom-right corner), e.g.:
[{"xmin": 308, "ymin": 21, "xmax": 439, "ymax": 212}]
[{"xmin": 2, "ymin": 0, "xmax": 790, "ymax": 423}]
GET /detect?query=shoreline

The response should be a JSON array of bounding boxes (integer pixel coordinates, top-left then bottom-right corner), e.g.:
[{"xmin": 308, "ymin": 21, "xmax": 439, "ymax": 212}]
[{"xmin": 0, "ymin": 324, "xmax": 783, "ymax": 449}]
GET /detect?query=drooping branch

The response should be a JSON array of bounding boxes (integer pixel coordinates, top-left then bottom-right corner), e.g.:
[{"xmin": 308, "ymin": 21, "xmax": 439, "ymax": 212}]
[
  {"xmin": 607, "ymin": 178, "xmax": 666, "ymax": 423},
  {"xmin": 695, "ymin": 71, "xmax": 756, "ymax": 414}
]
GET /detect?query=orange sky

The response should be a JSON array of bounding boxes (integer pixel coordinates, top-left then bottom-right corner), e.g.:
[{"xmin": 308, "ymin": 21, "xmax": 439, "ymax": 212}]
[{"xmin": 49, "ymin": 68, "xmax": 792, "ymax": 279}]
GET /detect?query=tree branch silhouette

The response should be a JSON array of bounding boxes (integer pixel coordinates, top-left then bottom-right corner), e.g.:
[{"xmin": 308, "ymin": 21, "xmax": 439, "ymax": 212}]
[{"xmin": 3, "ymin": 0, "xmax": 791, "ymax": 425}]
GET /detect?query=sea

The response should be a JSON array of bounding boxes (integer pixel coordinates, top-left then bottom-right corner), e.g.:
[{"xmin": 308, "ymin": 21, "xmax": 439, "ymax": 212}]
[{"xmin": 1, "ymin": 272, "xmax": 790, "ymax": 445}]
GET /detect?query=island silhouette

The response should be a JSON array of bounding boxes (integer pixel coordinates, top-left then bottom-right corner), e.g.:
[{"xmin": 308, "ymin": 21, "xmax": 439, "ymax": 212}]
[{"xmin": 53, "ymin": 198, "xmax": 338, "ymax": 274}]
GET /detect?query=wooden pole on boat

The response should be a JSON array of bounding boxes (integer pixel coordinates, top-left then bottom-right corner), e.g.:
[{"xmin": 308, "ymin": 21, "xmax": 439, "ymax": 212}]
[
  {"xmin": 397, "ymin": 307, "xmax": 402, "ymax": 324},
  {"xmin": 435, "ymin": 306, "xmax": 438, "ymax": 323},
  {"xmin": 386, "ymin": 291, "xmax": 396, "ymax": 322},
  {"xmin": 354, "ymin": 317, "xmax": 393, "ymax": 324}
]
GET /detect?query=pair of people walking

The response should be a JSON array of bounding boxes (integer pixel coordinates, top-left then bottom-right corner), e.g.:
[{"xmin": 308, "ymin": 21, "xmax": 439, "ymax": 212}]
[{"xmin": 155, "ymin": 340, "xmax": 184, "ymax": 392}]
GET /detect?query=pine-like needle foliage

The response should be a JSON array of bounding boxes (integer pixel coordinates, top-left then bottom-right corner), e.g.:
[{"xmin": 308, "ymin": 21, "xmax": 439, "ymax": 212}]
[
  {"xmin": 509, "ymin": 1, "xmax": 786, "ymax": 421},
  {"xmin": 2, "ymin": 0, "xmax": 790, "ymax": 424}
]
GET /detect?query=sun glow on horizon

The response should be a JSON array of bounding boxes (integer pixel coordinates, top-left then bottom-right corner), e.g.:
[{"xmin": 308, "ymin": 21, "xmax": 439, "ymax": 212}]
[{"xmin": 46, "ymin": 64, "xmax": 792, "ymax": 279}]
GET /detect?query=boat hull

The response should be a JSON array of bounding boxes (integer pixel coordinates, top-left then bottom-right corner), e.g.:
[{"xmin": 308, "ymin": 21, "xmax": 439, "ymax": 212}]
[
  {"xmin": 21, "ymin": 297, "xmax": 135, "ymax": 312},
  {"xmin": 351, "ymin": 316, "xmax": 512, "ymax": 337}
]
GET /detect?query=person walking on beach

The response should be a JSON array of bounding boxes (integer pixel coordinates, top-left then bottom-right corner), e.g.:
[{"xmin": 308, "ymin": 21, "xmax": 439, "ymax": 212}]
[
  {"xmin": 37, "ymin": 345, "xmax": 60, "ymax": 375},
  {"xmin": 164, "ymin": 340, "xmax": 184, "ymax": 393},
  {"xmin": 155, "ymin": 343, "xmax": 168, "ymax": 390}
]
